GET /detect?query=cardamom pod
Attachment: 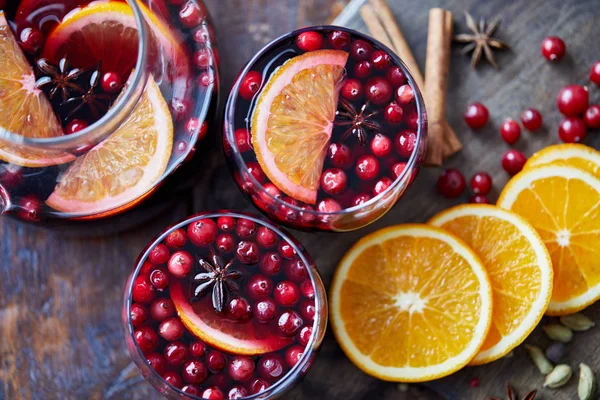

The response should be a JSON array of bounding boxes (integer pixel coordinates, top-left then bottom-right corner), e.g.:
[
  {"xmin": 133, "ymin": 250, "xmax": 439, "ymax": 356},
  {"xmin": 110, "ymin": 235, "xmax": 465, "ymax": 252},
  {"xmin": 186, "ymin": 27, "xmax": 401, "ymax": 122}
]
[
  {"xmin": 397, "ymin": 383, "xmax": 409, "ymax": 392},
  {"xmin": 543, "ymin": 323, "xmax": 573, "ymax": 343},
  {"xmin": 560, "ymin": 313, "xmax": 595, "ymax": 332},
  {"xmin": 544, "ymin": 364, "xmax": 572, "ymax": 389},
  {"xmin": 578, "ymin": 363, "xmax": 596, "ymax": 400},
  {"xmin": 525, "ymin": 344, "xmax": 553, "ymax": 374}
]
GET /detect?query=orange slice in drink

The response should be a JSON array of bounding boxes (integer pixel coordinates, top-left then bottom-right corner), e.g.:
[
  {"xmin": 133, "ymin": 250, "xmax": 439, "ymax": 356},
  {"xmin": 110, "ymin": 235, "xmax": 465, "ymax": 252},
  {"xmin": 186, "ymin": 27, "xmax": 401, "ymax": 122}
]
[
  {"xmin": 524, "ymin": 143, "xmax": 600, "ymax": 178},
  {"xmin": 46, "ymin": 75, "xmax": 173, "ymax": 215},
  {"xmin": 429, "ymin": 204, "xmax": 553, "ymax": 365},
  {"xmin": 252, "ymin": 50, "xmax": 348, "ymax": 204},
  {"xmin": 330, "ymin": 224, "xmax": 492, "ymax": 382},
  {"xmin": 498, "ymin": 165, "xmax": 600, "ymax": 315}
]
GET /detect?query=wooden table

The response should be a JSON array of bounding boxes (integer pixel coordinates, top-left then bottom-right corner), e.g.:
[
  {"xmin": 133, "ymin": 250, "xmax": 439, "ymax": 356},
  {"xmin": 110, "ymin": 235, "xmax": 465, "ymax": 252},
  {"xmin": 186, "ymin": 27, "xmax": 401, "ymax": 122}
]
[{"xmin": 1, "ymin": 0, "xmax": 599, "ymax": 399}]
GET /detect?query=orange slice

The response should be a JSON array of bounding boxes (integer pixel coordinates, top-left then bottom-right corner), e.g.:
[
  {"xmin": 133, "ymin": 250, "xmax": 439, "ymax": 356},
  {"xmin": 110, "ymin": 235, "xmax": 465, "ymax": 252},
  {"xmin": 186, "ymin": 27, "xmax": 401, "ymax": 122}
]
[
  {"xmin": 497, "ymin": 165, "xmax": 600, "ymax": 315},
  {"xmin": 170, "ymin": 279, "xmax": 293, "ymax": 356},
  {"xmin": 45, "ymin": 75, "xmax": 172, "ymax": 215},
  {"xmin": 429, "ymin": 204, "xmax": 553, "ymax": 365},
  {"xmin": 330, "ymin": 224, "xmax": 492, "ymax": 382},
  {"xmin": 524, "ymin": 143, "xmax": 600, "ymax": 178},
  {"xmin": 252, "ymin": 49, "xmax": 348, "ymax": 204},
  {"xmin": 0, "ymin": 12, "xmax": 74, "ymax": 167}
]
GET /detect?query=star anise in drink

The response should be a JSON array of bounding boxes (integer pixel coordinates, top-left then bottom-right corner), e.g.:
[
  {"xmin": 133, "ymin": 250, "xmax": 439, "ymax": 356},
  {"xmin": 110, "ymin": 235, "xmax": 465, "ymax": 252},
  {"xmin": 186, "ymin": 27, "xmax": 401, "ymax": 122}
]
[
  {"xmin": 335, "ymin": 98, "xmax": 380, "ymax": 146},
  {"xmin": 192, "ymin": 253, "xmax": 241, "ymax": 312},
  {"xmin": 36, "ymin": 57, "xmax": 87, "ymax": 104},
  {"xmin": 62, "ymin": 68, "xmax": 114, "ymax": 119}
]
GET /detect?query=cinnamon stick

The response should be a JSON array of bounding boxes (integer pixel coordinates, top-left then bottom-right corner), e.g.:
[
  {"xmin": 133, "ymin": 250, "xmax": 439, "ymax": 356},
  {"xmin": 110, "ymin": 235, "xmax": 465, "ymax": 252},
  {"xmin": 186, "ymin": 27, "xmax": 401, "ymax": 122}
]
[
  {"xmin": 424, "ymin": 8, "xmax": 453, "ymax": 166},
  {"xmin": 441, "ymin": 11, "xmax": 462, "ymax": 158}
]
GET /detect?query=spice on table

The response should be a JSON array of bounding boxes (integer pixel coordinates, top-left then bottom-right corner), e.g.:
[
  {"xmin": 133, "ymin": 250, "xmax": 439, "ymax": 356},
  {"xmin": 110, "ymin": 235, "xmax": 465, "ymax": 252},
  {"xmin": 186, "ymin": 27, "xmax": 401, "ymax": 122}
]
[
  {"xmin": 578, "ymin": 363, "xmax": 596, "ymax": 400},
  {"xmin": 453, "ymin": 12, "xmax": 510, "ymax": 69},
  {"xmin": 489, "ymin": 383, "xmax": 537, "ymax": 400},
  {"xmin": 559, "ymin": 313, "xmax": 595, "ymax": 332},
  {"xmin": 544, "ymin": 364, "xmax": 573, "ymax": 389},
  {"xmin": 525, "ymin": 344, "xmax": 553, "ymax": 375}
]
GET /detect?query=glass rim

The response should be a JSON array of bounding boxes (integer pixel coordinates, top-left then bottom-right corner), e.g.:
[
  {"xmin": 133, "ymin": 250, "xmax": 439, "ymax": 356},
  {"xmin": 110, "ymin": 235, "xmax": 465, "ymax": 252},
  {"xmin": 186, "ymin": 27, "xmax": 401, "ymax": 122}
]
[
  {"xmin": 224, "ymin": 24, "xmax": 426, "ymax": 219},
  {"xmin": 0, "ymin": 0, "xmax": 149, "ymax": 148},
  {"xmin": 123, "ymin": 210, "xmax": 328, "ymax": 400}
]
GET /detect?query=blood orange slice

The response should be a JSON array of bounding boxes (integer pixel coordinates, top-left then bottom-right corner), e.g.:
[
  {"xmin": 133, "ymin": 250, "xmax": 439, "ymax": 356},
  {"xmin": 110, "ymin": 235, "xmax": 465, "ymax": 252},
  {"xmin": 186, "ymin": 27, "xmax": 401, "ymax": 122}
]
[
  {"xmin": 45, "ymin": 75, "xmax": 172, "ymax": 214},
  {"xmin": 170, "ymin": 279, "xmax": 293, "ymax": 356},
  {"xmin": 252, "ymin": 49, "xmax": 349, "ymax": 204}
]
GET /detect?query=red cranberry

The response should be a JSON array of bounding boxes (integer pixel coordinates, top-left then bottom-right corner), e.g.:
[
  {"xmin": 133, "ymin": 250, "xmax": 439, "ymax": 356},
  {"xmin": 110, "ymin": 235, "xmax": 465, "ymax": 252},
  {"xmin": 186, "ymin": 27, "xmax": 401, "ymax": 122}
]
[
  {"xmin": 217, "ymin": 216, "xmax": 235, "ymax": 232},
  {"xmin": 395, "ymin": 84, "xmax": 414, "ymax": 105},
  {"xmin": 247, "ymin": 274, "xmax": 273, "ymax": 299},
  {"xmin": 351, "ymin": 39, "xmax": 373, "ymax": 60},
  {"xmin": 559, "ymin": 117, "xmax": 587, "ymax": 143},
  {"xmin": 521, "ymin": 108, "xmax": 543, "ymax": 131},
  {"xmin": 0, "ymin": 164, "xmax": 23, "ymax": 188},
  {"xmin": 584, "ymin": 105, "xmax": 600, "ymax": 128},
  {"xmin": 234, "ymin": 128, "xmax": 252, "ymax": 152},
  {"xmin": 134, "ymin": 326, "xmax": 159, "ymax": 353},
  {"xmin": 259, "ymin": 252, "xmax": 283, "ymax": 276},
  {"xmin": 149, "ymin": 244, "xmax": 169, "ymax": 264},
  {"xmin": 193, "ymin": 48, "xmax": 212, "ymax": 70},
  {"xmin": 278, "ymin": 310, "xmax": 303, "ymax": 336},
  {"xmin": 500, "ymin": 119, "xmax": 521, "ymax": 145},
  {"xmin": 197, "ymin": 71, "xmax": 214, "ymax": 87},
  {"xmin": 355, "ymin": 155, "xmax": 380, "ymax": 180},
  {"xmin": 470, "ymin": 194, "xmax": 490, "ymax": 204},
  {"xmin": 327, "ymin": 143, "xmax": 353, "ymax": 169},
  {"xmin": 188, "ymin": 219, "xmax": 218, "ymax": 246},
  {"xmin": 372, "ymin": 135, "xmax": 394, "ymax": 160},
  {"xmin": 392, "ymin": 162, "xmax": 407, "ymax": 179},
  {"xmin": 159, "ymin": 317, "xmax": 184, "ymax": 342},
  {"xmin": 300, "ymin": 280, "xmax": 315, "ymax": 299},
  {"xmin": 148, "ymin": 265, "xmax": 170, "ymax": 290},
  {"xmin": 320, "ymin": 168, "xmax": 347, "ymax": 195},
  {"xmin": 201, "ymin": 387, "xmax": 224, "ymax": 400},
  {"xmin": 299, "ymin": 205, "xmax": 317, "ymax": 224},
  {"xmin": 279, "ymin": 241, "xmax": 297, "ymax": 259},
  {"xmin": 65, "ymin": 119, "xmax": 88, "ymax": 134},
  {"xmin": 256, "ymin": 227, "xmax": 277, "ymax": 249},
  {"xmin": 299, "ymin": 299, "xmax": 316, "ymax": 322},
  {"xmin": 179, "ymin": 1, "xmax": 203, "ymax": 28},
  {"xmin": 470, "ymin": 172, "xmax": 492, "ymax": 195},
  {"xmin": 182, "ymin": 385, "xmax": 201, "ymax": 395},
  {"xmin": 236, "ymin": 241, "xmax": 260, "ymax": 264},
  {"xmin": 386, "ymin": 66, "xmax": 407, "ymax": 87},
  {"xmin": 170, "ymin": 98, "xmax": 190, "ymax": 121},
  {"xmin": 353, "ymin": 193, "xmax": 372, "ymax": 205},
  {"xmin": 206, "ymin": 350, "xmax": 227, "ymax": 372},
  {"xmin": 365, "ymin": 77, "xmax": 393, "ymax": 105},
  {"xmin": 228, "ymin": 356, "xmax": 255, "ymax": 382},
  {"xmin": 296, "ymin": 31, "xmax": 323, "ymax": 52},
  {"xmin": 258, "ymin": 354, "xmax": 287, "ymax": 380},
  {"xmin": 395, "ymin": 130, "xmax": 417, "ymax": 158},
  {"xmin": 228, "ymin": 386, "xmax": 249, "ymax": 399},
  {"xmin": 541, "ymin": 36, "xmax": 566, "ymax": 61},
  {"xmin": 298, "ymin": 325, "xmax": 313, "ymax": 346},
  {"xmin": 132, "ymin": 275, "xmax": 156, "ymax": 304},
  {"xmin": 254, "ymin": 298, "xmax": 277, "ymax": 323},
  {"xmin": 384, "ymin": 102, "xmax": 404, "ymax": 125},
  {"xmin": 168, "ymin": 250, "xmax": 194, "ymax": 278},
  {"xmin": 285, "ymin": 345, "xmax": 304, "ymax": 368},
  {"xmin": 557, "ymin": 85, "xmax": 589, "ymax": 117},
  {"xmin": 17, "ymin": 194, "xmax": 41, "ymax": 222},
  {"xmin": 464, "ymin": 103, "xmax": 489, "ymax": 129},
  {"xmin": 101, "ymin": 72, "xmax": 122, "ymax": 93},
  {"xmin": 185, "ymin": 117, "xmax": 201, "ymax": 136},
  {"xmin": 165, "ymin": 229, "xmax": 187, "ymax": 249},
  {"xmin": 216, "ymin": 233, "xmax": 236, "ymax": 253},
  {"xmin": 239, "ymin": 71, "xmax": 262, "ymax": 101},
  {"xmin": 591, "ymin": 61, "xmax": 600, "ymax": 85},
  {"xmin": 19, "ymin": 27, "xmax": 44, "ymax": 54},
  {"xmin": 284, "ymin": 259, "xmax": 308, "ymax": 282},
  {"xmin": 502, "ymin": 150, "xmax": 527, "ymax": 175},
  {"xmin": 329, "ymin": 30, "xmax": 351, "ymax": 49},
  {"xmin": 373, "ymin": 177, "xmax": 393, "ymax": 196},
  {"xmin": 354, "ymin": 61, "xmax": 372, "ymax": 79},
  {"xmin": 437, "ymin": 169, "xmax": 466, "ymax": 198},
  {"xmin": 163, "ymin": 371, "xmax": 183, "ymax": 388},
  {"xmin": 247, "ymin": 162, "xmax": 266, "ymax": 183},
  {"xmin": 140, "ymin": 262, "xmax": 154, "ymax": 275},
  {"xmin": 274, "ymin": 281, "xmax": 300, "ymax": 306},
  {"xmin": 340, "ymin": 79, "xmax": 363, "ymax": 101},
  {"xmin": 370, "ymin": 50, "xmax": 391, "ymax": 70},
  {"xmin": 130, "ymin": 303, "xmax": 148, "ymax": 328},
  {"xmin": 189, "ymin": 341, "xmax": 206, "ymax": 358},
  {"xmin": 277, "ymin": 197, "xmax": 298, "ymax": 221},
  {"xmin": 405, "ymin": 109, "xmax": 419, "ymax": 130},
  {"xmin": 228, "ymin": 298, "xmax": 252, "ymax": 321},
  {"xmin": 235, "ymin": 219, "xmax": 256, "ymax": 239},
  {"xmin": 182, "ymin": 360, "xmax": 209, "ymax": 384},
  {"xmin": 147, "ymin": 353, "xmax": 166, "ymax": 375},
  {"xmin": 150, "ymin": 298, "xmax": 175, "ymax": 321},
  {"xmin": 249, "ymin": 378, "xmax": 270, "ymax": 395}
]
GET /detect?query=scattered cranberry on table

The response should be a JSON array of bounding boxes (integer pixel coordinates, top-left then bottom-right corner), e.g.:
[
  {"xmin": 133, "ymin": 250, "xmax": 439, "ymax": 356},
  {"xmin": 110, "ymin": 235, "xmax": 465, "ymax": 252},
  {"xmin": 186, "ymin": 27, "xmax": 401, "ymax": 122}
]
[
  {"xmin": 470, "ymin": 172, "xmax": 492, "ymax": 195},
  {"xmin": 541, "ymin": 36, "xmax": 566, "ymax": 61},
  {"xmin": 558, "ymin": 117, "xmax": 587, "ymax": 143},
  {"xmin": 500, "ymin": 119, "xmax": 521, "ymax": 145},
  {"xmin": 521, "ymin": 108, "xmax": 543, "ymax": 131},
  {"xmin": 590, "ymin": 61, "xmax": 600, "ymax": 85},
  {"xmin": 501, "ymin": 150, "xmax": 527, "ymax": 175},
  {"xmin": 464, "ymin": 103, "xmax": 489, "ymax": 129},
  {"xmin": 584, "ymin": 105, "xmax": 600, "ymax": 129},
  {"xmin": 556, "ymin": 84, "xmax": 589, "ymax": 116},
  {"xmin": 437, "ymin": 169, "xmax": 466, "ymax": 198},
  {"xmin": 470, "ymin": 194, "xmax": 490, "ymax": 204}
]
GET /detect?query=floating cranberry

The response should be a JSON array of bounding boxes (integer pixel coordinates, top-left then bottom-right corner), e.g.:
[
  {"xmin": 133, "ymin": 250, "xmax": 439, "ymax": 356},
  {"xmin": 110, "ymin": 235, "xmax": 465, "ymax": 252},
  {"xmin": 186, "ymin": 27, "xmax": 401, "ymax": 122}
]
[
  {"xmin": 557, "ymin": 84, "xmax": 589, "ymax": 117},
  {"xmin": 256, "ymin": 227, "xmax": 277, "ymax": 249},
  {"xmin": 182, "ymin": 360, "xmax": 209, "ymax": 384},
  {"xmin": 130, "ymin": 303, "xmax": 148, "ymax": 328},
  {"xmin": 298, "ymin": 325, "xmax": 313, "ymax": 346},
  {"xmin": 371, "ymin": 50, "xmax": 391, "ymax": 70},
  {"xmin": 559, "ymin": 117, "xmax": 587, "ymax": 143},
  {"xmin": 19, "ymin": 27, "xmax": 44, "ymax": 55},
  {"xmin": 296, "ymin": 31, "xmax": 323, "ymax": 52},
  {"xmin": 392, "ymin": 162, "xmax": 407, "ymax": 179},
  {"xmin": 395, "ymin": 130, "xmax": 417, "ymax": 158},
  {"xmin": 236, "ymin": 241, "xmax": 260, "ymax": 264},
  {"xmin": 159, "ymin": 317, "xmax": 184, "ymax": 342},
  {"xmin": 385, "ymin": 67, "xmax": 406, "ymax": 88},
  {"xmin": 274, "ymin": 281, "xmax": 300, "ymax": 306},
  {"xmin": 405, "ymin": 109, "xmax": 419, "ymax": 130},
  {"xmin": 395, "ymin": 84, "xmax": 414, "ymax": 105},
  {"xmin": 247, "ymin": 162, "xmax": 266, "ymax": 183},
  {"xmin": 329, "ymin": 30, "xmax": 351, "ymax": 49},
  {"xmin": 300, "ymin": 280, "xmax": 315, "ymax": 299},
  {"xmin": 279, "ymin": 241, "xmax": 297, "ymax": 259},
  {"xmin": 249, "ymin": 378, "xmax": 270, "ymax": 395},
  {"xmin": 147, "ymin": 353, "xmax": 166, "ymax": 375},
  {"xmin": 584, "ymin": 105, "xmax": 600, "ymax": 128},
  {"xmin": 365, "ymin": 77, "xmax": 393, "ymax": 105},
  {"xmin": 355, "ymin": 155, "xmax": 380, "ymax": 180},
  {"xmin": 206, "ymin": 350, "xmax": 227, "ymax": 372},
  {"xmin": 373, "ymin": 177, "xmax": 393, "ymax": 196},
  {"xmin": 165, "ymin": 229, "xmax": 187, "ymax": 249},
  {"xmin": 132, "ymin": 275, "xmax": 156, "ymax": 304},
  {"xmin": 284, "ymin": 259, "xmax": 308, "ymax": 282},
  {"xmin": 502, "ymin": 150, "xmax": 527, "ymax": 175},
  {"xmin": 101, "ymin": 72, "xmax": 122, "ymax": 93},
  {"xmin": 321, "ymin": 168, "xmax": 347, "ymax": 195},
  {"xmin": 189, "ymin": 341, "xmax": 206, "ymax": 358},
  {"xmin": 179, "ymin": 1, "xmax": 204, "ymax": 28},
  {"xmin": 149, "ymin": 244, "xmax": 170, "ymax": 264},
  {"xmin": 17, "ymin": 195, "xmax": 41, "ymax": 222},
  {"xmin": 188, "ymin": 218, "xmax": 218, "ymax": 246},
  {"xmin": 134, "ymin": 326, "xmax": 159, "ymax": 353},
  {"xmin": 162, "ymin": 371, "xmax": 183, "ymax": 388},
  {"xmin": 350, "ymin": 39, "xmax": 373, "ymax": 60},
  {"xmin": 0, "ymin": 164, "xmax": 23, "ymax": 188},
  {"xmin": 327, "ymin": 143, "xmax": 353, "ymax": 169},
  {"xmin": 500, "ymin": 119, "xmax": 521, "ymax": 144},
  {"xmin": 150, "ymin": 298, "xmax": 175, "ymax": 321},
  {"xmin": 470, "ymin": 172, "xmax": 492, "ymax": 195},
  {"xmin": 258, "ymin": 354, "xmax": 287, "ymax": 380},
  {"xmin": 140, "ymin": 262, "xmax": 154, "ymax": 275},
  {"xmin": 259, "ymin": 252, "xmax": 283, "ymax": 276},
  {"xmin": 520, "ymin": 108, "xmax": 543, "ymax": 131},
  {"xmin": 228, "ymin": 386, "xmax": 249, "ymax": 399},
  {"xmin": 384, "ymin": 102, "xmax": 404, "ymax": 125},
  {"xmin": 236, "ymin": 219, "xmax": 256, "ymax": 239},
  {"xmin": 278, "ymin": 310, "xmax": 303, "ymax": 336},
  {"xmin": 217, "ymin": 216, "xmax": 235, "ymax": 232},
  {"xmin": 254, "ymin": 298, "xmax": 278, "ymax": 323},
  {"xmin": 65, "ymin": 119, "xmax": 88, "ymax": 134},
  {"xmin": 239, "ymin": 71, "xmax": 262, "ymax": 101},
  {"xmin": 285, "ymin": 345, "xmax": 304, "ymax": 368},
  {"xmin": 149, "ymin": 266, "xmax": 169, "ymax": 290},
  {"xmin": 247, "ymin": 274, "xmax": 273, "ymax": 299},
  {"xmin": 216, "ymin": 234, "xmax": 236, "ymax": 254},
  {"xmin": 340, "ymin": 79, "xmax": 363, "ymax": 101},
  {"xmin": 184, "ymin": 117, "xmax": 200, "ymax": 136},
  {"xmin": 591, "ymin": 61, "xmax": 600, "ymax": 85},
  {"xmin": 541, "ymin": 36, "xmax": 566, "ymax": 61},
  {"xmin": 437, "ymin": 169, "xmax": 466, "ymax": 198},
  {"xmin": 470, "ymin": 194, "xmax": 490, "ymax": 204},
  {"xmin": 228, "ymin": 356, "xmax": 255, "ymax": 382},
  {"xmin": 181, "ymin": 385, "xmax": 202, "ymax": 395},
  {"xmin": 228, "ymin": 298, "xmax": 252, "ymax": 321},
  {"xmin": 353, "ymin": 193, "xmax": 372, "ymax": 206},
  {"xmin": 372, "ymin": 135, "xmax": 394, "ymax": 160},
  {"xmin": 299, "ymin": 299, "xmax": 316, "ymax": 322},
  {"xmin": 464, "ymin": 103, "xmax": 489, "ymax": 129},
  {"xmin": 234, "ymin": 128, "xmax": 252, "ymax": 152},
  {"xmin": 193, "ymin": 48, "xmax": 212, "ymax": 70},
  {"xmin": 354, "ymin": 61, "xmax": 372, "ymax": 79},
  {"xmin": 168, "ymin": 250, "xmax": 194, "ymax": 278},
  {"xmin": 201, "ymin": 387, "xmax": 224, "ymax": 400}
]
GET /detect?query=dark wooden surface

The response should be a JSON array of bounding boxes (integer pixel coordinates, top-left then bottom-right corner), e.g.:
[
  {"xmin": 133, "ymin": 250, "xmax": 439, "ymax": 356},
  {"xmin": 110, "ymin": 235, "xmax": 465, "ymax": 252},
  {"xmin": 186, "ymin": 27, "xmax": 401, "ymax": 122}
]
[{"xmin": 1, "ymin": 0, "xmax": 600, "ymax": 399}]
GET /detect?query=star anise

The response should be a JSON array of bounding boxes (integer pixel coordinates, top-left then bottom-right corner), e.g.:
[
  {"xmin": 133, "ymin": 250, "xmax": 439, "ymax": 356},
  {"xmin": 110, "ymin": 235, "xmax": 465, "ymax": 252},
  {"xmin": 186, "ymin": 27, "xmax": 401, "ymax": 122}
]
[
  {"xmin": 192, "ymin": 253, "xmax": 241, "ymax": 313},
  {"xmin": 489, "ymin": 383, "xmax": 536, "ymax": 400},
  {"xmin": 62, "ymin": 68, "xmax": 113, "ymax": 119},
  {"xmin": 35, "ymin": 57, "xmax": 87, "ymax": 103},
  {"xmin": 454, "ymin": 12, "xmax": 510, "ymax": 69},
  {"xmin": 335, "ymin": 98, "xmax": 380, "ymax": 146}
]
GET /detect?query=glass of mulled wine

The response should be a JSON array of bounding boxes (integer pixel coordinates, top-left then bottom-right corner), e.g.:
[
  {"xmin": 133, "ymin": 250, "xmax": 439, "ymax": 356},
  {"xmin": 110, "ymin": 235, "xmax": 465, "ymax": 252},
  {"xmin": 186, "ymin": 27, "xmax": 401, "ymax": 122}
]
[
  {"xmin": 123, "ymin": 211, "xmax": 327, "ymax": 399},
  {"xmin": 0, "ymin": 0, "xmax": 218, "ymax": 228},
  {"xmin": 223, "ymin": 26, "xmax": 427, "ymax": 232}
]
